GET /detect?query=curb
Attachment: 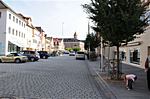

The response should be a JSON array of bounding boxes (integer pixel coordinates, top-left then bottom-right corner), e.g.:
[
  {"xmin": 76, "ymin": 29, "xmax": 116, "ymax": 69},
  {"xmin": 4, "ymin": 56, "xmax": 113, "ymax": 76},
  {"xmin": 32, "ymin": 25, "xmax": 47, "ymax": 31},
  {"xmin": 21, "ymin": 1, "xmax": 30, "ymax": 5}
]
[{"xmin": 86, "ymin": 60, "xmax": 118, "ymax": 99}]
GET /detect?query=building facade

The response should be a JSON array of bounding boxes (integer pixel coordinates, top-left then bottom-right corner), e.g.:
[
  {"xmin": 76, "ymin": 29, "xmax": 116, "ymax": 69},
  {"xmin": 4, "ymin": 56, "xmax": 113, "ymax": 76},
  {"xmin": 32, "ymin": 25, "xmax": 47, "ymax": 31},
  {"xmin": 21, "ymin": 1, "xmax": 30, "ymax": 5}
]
[
  {"xmin": 0, "ymin": 1, "xmax": 47, "ymax": 55},
  {"xmin": 118, "ymin": 26, "xmax": 150, "ymax": 68},
  {"xmin": 63, "ymin": 32, "xmax": 85, "ymax": 51},
  {"xmin": 0, "ymin": 1, "xmax": 27, "ymax": 55}
]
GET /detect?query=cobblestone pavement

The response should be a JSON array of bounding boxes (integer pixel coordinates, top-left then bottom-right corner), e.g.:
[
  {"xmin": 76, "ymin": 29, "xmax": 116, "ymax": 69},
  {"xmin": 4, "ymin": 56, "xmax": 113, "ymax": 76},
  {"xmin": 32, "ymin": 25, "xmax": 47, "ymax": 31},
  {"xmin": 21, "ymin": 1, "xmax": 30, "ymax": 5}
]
[{"xmin": 0, "ymin": 55, "xmax": 102, "ymax": 99}]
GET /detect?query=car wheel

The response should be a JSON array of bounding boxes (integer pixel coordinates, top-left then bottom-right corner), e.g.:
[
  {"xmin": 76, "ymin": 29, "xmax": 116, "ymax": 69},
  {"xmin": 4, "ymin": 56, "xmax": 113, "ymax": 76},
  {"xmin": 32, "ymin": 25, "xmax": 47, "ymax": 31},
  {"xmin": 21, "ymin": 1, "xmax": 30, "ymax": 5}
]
[
  {"xmin": 43, "ymin": 56, "xmax": 46, "ymax": 59},
  {"xmin": 0, "ymin": 59, "xmax": 2, "ymax": 63},
  {"xmin": 31, "ymin": 57, "xmax": 35, "ymax": 62},
  {"xmin": 15, "ymin": 59, "xmax": 21, "ymax": 63}
]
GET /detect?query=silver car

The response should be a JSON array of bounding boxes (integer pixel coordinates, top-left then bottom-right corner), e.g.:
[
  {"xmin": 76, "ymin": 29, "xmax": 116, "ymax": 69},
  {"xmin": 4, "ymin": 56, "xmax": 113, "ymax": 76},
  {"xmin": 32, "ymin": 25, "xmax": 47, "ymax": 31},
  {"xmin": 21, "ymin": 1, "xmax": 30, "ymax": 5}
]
[{"xmin": 76, "ymin": 51, "xmax": 85, "ymax": 60}]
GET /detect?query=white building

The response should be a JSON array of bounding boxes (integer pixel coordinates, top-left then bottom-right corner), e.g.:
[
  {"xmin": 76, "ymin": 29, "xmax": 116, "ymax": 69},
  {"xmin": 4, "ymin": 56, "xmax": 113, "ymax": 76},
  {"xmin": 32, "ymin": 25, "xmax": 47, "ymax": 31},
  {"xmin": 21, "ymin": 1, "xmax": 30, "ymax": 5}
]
[
  {"xmin": 0, "ymin": 1, "xmax": 46, "ymax": 55},
  {"xmin": 31, "ymin": 28, "xmax": 41, "ymax": 51},
  {"xmin": 0, "ymin": 1, "xmax": 27, "ymax": 55}
]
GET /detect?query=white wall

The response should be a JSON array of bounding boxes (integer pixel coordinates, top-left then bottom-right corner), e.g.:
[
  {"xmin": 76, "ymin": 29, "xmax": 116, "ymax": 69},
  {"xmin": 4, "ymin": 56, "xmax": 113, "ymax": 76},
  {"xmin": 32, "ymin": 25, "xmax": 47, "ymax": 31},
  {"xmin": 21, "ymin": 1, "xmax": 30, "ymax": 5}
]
[
  {"xmin": 31, "ymin": 29, "xmax": 41, "ymax": 51},
  {"xmin": 0, "ymin": 9, "xmax": 27, "ymax": 55},
  {"xmin": 0, "ymin": 9, "xmax": 7, "ymax": 55}
]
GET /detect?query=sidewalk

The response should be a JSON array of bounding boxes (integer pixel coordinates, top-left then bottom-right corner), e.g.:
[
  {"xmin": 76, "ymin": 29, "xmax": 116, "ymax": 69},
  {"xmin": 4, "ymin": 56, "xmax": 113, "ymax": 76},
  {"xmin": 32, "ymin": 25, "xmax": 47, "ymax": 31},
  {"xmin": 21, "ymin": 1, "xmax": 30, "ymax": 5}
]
[{"xmin": 86, "ymin": 58, "xmax": 150, "ymax": 99}]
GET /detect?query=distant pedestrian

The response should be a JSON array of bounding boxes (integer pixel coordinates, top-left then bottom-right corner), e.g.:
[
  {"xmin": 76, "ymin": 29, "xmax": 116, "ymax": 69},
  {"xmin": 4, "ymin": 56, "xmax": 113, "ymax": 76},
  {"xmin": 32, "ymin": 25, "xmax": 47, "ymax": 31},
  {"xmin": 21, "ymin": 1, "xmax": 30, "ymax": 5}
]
[
  {"xmin": 123, "ymin": 74, "xmax": 137, "ymax": 90},
  {"xmin": 145, "ymin": 56, "xmax": 150, "ymax": 91}
]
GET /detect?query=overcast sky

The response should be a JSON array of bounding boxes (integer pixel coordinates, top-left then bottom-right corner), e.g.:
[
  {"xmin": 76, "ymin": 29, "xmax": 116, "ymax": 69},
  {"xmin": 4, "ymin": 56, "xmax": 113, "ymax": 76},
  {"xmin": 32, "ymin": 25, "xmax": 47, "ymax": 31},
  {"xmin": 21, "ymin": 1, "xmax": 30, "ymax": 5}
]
[{"xmin": 3, "ymin": 0, "xmax": 90, "ymax": 40}]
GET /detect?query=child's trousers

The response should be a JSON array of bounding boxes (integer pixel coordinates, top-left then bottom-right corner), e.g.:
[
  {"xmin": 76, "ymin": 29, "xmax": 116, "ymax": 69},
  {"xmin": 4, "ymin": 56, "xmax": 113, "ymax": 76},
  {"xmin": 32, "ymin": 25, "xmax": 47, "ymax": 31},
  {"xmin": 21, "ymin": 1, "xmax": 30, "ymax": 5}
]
[{"xmin": 128, "ymin": 79, "xmax": 133, "ymax": 89}]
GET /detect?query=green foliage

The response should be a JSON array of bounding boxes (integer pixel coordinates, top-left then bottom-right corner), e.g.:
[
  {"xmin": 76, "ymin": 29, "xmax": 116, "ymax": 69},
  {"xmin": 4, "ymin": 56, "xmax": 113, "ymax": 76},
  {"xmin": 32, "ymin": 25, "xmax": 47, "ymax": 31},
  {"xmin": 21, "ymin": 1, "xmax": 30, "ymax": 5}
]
[
  {"xmin": 84, "ymin": 33, "xmax": 99, "ymax": 51},
  {"xmin": 65, "ymin": 47, "xmax": 81, "ymax": 52},
  {"xmin": 65, "ymin": 48, "xmax": 72, "ymax": 52},
  {"xmin": 83, "ymin": 0, "xmax": 148, "ymax": 79},
  {"xmin": 83, "ymin": 0, "xmax": 148, "ymax": 46},
  {"xmin": 73, "ymin": 47, "xmax": 81, "ymax": 52}
]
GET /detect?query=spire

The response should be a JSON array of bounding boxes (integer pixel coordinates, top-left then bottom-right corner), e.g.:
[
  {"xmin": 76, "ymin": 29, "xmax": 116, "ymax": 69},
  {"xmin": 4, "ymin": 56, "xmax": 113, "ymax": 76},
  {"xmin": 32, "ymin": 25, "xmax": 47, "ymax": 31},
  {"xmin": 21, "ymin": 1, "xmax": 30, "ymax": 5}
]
[{"xmin": 74, "ymin": 32, "xmax": 77, "ymax": 39}]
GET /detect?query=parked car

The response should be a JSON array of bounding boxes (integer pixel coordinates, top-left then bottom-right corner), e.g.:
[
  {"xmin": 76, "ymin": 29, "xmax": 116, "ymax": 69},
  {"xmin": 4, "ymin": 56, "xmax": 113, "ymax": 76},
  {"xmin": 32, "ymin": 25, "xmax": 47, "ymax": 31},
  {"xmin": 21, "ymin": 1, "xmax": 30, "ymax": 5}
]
[
  {"xmin": 76, "ymin": 51, "xmax": 85, "ymax": 60},
  {"xmin": 37, "ymin": 51, "xmax": 49, "ymax": 59},
  {"xmin": 0, "ymin": 53, "xmax": 28, "ymax": 63},
  {"xmin": 69, "ymin": 51, "xmax": 76, "ymax": 56},
  {"xmin": 63, "ymin": 51, "xmax": 70, "ymax": 54},
  {"xmin": 50, "ymin": 51, "xmax": 60, "ymax": 56},
  {"xmin": 20, "ymin": 50, "xmax": 39, "ymax": 62}
]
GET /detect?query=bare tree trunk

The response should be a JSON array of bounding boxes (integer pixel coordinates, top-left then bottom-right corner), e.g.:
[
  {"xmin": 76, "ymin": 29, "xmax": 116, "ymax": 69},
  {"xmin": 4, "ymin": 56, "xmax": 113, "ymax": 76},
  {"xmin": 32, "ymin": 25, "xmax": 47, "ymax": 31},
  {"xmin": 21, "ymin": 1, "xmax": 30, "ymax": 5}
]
[{"xmin": 116, "ymin": 45, "xmax": 120, "ymax": 79}]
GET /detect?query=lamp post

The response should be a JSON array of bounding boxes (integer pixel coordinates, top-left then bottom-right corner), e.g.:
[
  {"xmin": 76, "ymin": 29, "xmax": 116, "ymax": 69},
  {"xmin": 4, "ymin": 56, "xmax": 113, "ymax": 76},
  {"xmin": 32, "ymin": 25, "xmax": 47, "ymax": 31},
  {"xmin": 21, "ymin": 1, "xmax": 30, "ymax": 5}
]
[
  {"xmin": 44, "ymin": 34, "xmax": 47, "ymax": 51},
  {"xmin": 88, "ymin": 21, "xmax": 90, "ymax": 59},
  {"xmin": 100, "ymin": 36, "xmax": 103, "ymax": 71},
  {"xmin": 62, "ymin": 22, "xmax": 64, "ymax": 51}
]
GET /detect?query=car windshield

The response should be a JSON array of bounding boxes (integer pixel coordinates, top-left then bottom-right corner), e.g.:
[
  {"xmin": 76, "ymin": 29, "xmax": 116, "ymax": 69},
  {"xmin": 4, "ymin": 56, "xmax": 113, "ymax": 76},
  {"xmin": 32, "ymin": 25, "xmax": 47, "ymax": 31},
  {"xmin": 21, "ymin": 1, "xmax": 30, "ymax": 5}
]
[
  {"xmin": 39, "ymin": 51, "xmax": 47, "ymax": 54},
  {"xmin": 20, "ymin": 51, "xmax": 35, "ymax": 54},
  {"xmin": 18, "ymin": 53, "xmax": 24, "ymax": 56},
  {"xmin": 77, "ymin": 52, "xmax": 84, "ymax": 54},
  {"xmin": 10, "ymin": 53, "xmax": 19, "ymax": 56}
]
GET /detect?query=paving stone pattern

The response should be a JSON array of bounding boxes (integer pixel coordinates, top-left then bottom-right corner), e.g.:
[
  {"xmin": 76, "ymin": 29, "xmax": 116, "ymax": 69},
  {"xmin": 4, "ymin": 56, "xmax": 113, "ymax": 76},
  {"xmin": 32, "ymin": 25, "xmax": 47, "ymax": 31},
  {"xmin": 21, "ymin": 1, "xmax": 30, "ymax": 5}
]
[{"xmin": 0, "ymin": 56, "xmax": 102, "ymax": 99}]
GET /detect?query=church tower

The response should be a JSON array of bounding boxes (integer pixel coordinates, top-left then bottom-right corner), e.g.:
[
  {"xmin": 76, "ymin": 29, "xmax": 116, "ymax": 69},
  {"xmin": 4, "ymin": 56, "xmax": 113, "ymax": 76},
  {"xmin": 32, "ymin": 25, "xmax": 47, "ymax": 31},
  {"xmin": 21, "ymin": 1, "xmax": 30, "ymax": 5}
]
[{"xmin": 74, "ymin": 32, "xmax": 77, "ymax": 39}]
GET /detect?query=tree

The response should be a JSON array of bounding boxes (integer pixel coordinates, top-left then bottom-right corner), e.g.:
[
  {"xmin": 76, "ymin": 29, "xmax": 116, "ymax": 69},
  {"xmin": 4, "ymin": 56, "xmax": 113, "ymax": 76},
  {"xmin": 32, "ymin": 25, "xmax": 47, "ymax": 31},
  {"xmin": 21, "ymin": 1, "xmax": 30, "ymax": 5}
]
[
  {"xmin": 83, "ymin": 0, "xmax": 148, "ymax": 79},
  {"xmin": 73, "ymin": 47, "xmax": 81, "ymax": 52},
  {"xmin": 65, "ymin": 48, "xmax": 72, "ymax": 52},
  {"xmin": 84, "ymin": 33, "xmax": 99, "ymax": 51}
]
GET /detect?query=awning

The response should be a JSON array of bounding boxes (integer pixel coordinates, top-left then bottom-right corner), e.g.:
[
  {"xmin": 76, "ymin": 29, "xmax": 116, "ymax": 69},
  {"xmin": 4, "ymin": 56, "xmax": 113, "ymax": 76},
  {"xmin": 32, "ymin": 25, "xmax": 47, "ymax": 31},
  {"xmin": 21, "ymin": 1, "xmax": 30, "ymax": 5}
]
[
  {"xmin": 9, "ymin": 40, "xmax": 24, "ymax": 47},
  {"xmin": 8, "ymin": 36, "xmax": 25, "ymax": 47}
]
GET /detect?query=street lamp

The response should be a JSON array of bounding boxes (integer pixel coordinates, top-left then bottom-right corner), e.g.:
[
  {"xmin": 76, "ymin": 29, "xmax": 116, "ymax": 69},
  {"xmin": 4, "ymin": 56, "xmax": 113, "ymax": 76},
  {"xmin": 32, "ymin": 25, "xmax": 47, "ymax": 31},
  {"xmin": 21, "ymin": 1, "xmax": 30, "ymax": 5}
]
[
  {"xmin": 44, "ymin": 34, "xmax": 47, "ymax": 51},
  {"xmin": 88, "ymin": 21, "xmax": 90, "ymax": 60},
  {"xmin": 62, "ymin": 22, "xmax": 64, "ymax": 51},
  {"xmin": 100, "ymin": 36, "xmax": 103, "ymax": 71}
]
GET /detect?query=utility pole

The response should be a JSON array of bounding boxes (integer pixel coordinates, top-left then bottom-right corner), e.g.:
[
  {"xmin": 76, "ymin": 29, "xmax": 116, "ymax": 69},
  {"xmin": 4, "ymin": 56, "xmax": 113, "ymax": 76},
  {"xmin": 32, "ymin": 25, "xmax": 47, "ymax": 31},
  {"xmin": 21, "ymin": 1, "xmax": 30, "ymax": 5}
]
[
  {"xmin": 100, "ymin": 36, "xmax": 103, "ymax": 71},
  {"xmin": 88, "ymin": 22, "xmax": 90, "ymax": 59},
  {"xmin": 44, "ymin": 34, "xmax": 47, "ymax": 51},
  {"xmin": 62, "ymin": 22, "xmax": 64, "ymax": 51}
]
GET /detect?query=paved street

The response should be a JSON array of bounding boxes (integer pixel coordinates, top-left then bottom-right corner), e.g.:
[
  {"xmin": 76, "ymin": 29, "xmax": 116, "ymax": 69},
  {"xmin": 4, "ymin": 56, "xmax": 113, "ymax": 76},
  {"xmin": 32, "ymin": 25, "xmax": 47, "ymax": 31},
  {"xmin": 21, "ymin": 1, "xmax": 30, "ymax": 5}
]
[{"xmin": 0, "ymin": 55, "xmax": 102, "ymax": 99}]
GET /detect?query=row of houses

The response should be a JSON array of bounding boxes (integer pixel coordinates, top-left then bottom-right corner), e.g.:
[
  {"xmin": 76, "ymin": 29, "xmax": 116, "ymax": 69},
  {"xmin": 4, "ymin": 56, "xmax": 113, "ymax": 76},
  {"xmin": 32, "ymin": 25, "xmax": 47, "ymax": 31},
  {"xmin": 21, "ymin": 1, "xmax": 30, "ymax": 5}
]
[{"xmin": 0, "ymin": 1, "xmax": 85, "ymax": 55}]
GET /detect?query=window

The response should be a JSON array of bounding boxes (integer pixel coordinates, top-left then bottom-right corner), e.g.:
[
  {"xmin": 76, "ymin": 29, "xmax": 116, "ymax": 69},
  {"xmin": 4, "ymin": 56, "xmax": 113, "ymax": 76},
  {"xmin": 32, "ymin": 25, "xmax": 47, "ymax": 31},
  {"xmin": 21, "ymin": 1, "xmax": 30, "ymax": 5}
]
[
  {"xmin": 22, "ymin": 22, "xmax": 23, "ymax": 27},
  {"xmin": 130, "ymin": 49, "xmax": 140, "ymax": 64},
  {"xmin": 9, "ymin": 14, "xmax": 11, "ymax": 19},
  {"xmin": 120, "ymin": 51, "xmax": 126, "ymax": 61},
  {"xmin": 33, "ymin": 39, "xmax": 37, "ymax": 43},
  {"xmin": 16, "ymin": 18, "xmax": 18, "ymax": 23},
  {"xmin": 19, "ymin": 31, "xmax": 21, "ymax": 37},
  {"xmin": 21, "ymin": 33, "xmax": 23, "ymax": 37},
  {"xmin": 12, "ymin": 29, "xmax": 14, "ymax": 35},
  {"xmin": 16, "ymin": 30, "xmax": 18, "ymax": 36},
  {"xmin": 8, "ymin": 27, "xmax": 11, "ymax": 34},
  {"xmin": 19, "ymin": 20, "xmax": 21, "ymax": 25},
  {"xmin": 13, "ymin": 16, "xmax": 15, "ymax": 22}
]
